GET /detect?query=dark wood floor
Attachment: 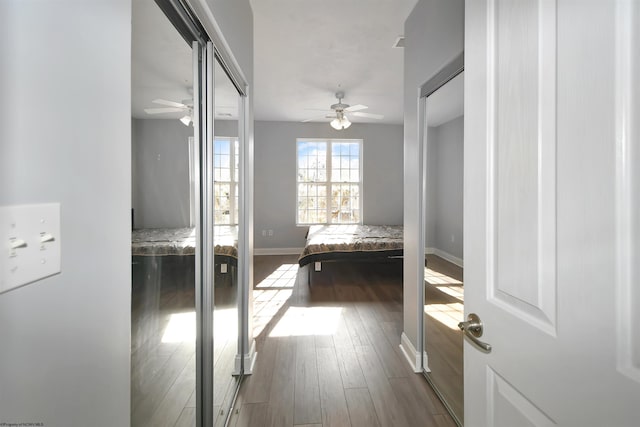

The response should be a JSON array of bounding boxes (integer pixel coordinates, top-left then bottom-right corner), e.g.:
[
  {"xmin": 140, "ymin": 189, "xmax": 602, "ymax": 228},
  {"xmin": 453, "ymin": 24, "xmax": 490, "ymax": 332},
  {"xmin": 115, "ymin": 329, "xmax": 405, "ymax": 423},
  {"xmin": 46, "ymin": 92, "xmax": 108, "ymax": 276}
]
[
  {"xmin": 131, "ymin": 256, "xmax": 239, "ymax": 427},
  {"xmin": 229, "ymin": 255, "xmax": 456, "ymax": 427}
]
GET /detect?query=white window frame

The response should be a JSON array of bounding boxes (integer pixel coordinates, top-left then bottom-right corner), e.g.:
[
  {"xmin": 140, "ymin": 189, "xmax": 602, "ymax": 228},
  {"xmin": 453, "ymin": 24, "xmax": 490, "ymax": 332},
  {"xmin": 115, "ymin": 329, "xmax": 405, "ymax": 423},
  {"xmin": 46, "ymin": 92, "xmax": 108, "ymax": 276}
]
[{"xmin": 296, "ymin": 138, "xmax": 363, "ymax": 225}]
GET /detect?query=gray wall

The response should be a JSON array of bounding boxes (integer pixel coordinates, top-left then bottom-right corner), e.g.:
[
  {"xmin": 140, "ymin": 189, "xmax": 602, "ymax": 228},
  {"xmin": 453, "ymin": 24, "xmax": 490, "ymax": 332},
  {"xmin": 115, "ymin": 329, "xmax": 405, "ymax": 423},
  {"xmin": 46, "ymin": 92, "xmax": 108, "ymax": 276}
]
[
  {"xmin": 426, "ymin": 115, "xmax": 464, "ymax": 260},
  {"xmin": 132, "ymin": 119, "xmax": 192, "ymax": 228},
  {"xmin": 0, "ymin": 1, "xmax": 131, "ymax": 425},
  {"xmin": 403, "ymin": 0, "xmax": 464, "ymax": 350},
  {"xmin": 254, "ymin": 121, "xmax": 404, "ymax": 250},
  {"xmin": 425, "ymin": 127, "xmax": 438, "ymax": 249},
  {"xmin": 132, "ymin": 118, "xmax": 239, "ymax": 229}
]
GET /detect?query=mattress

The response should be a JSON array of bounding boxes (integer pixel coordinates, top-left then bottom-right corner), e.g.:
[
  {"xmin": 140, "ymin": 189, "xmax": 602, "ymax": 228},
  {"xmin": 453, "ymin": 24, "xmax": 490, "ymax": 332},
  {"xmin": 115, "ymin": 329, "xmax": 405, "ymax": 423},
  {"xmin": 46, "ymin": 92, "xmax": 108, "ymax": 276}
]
[
  {"xmin": 298, "ymin": 224, "xmax": 403, "ymax": 267},
  {"xmin": 131, "ymin": 226, "xmax": 238, "ymax": 259}
]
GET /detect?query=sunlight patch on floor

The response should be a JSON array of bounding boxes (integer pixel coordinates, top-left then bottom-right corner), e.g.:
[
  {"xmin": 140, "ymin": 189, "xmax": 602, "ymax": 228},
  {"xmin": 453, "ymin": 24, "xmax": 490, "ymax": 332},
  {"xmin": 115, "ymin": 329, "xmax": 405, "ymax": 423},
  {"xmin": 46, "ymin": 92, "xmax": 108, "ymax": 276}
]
[
  {"xmin": 424, "ymin": 267, "xmax": 462, "ymax": 285},
  {"xmin": 256, "ymin": 263, "xmax": 298, "ymax": 289},
  {"xmin": 252, "ymin": 263, "xmax": 302, "ymax": 336},
  {"xmin": 433, "ymin": 284, "xmax": 464, "ymax": 301},
  {"xmin": 425, "ymin": 302, "xmax": 464, "ymax": 330},
  {"xmin": 269, "ymin": 306, "xmax": 343, "ymax": 337},
  {"xmin": 253, "ymin": 288, "xmax": 294, "ymax": 337},
  {"xmin": 162, "ymin": 308, "xmax": 238, "ymax": 343},
  {"xmin": 162, "ymin": 312, "xmax": 196, "ymax": 343}
]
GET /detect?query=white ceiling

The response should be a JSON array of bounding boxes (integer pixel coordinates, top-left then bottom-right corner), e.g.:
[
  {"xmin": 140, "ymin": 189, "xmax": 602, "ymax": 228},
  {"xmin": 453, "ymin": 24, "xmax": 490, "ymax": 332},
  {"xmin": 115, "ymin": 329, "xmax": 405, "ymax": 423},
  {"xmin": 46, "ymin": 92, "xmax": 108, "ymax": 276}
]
[
  {"xmin": 132, "ymin": 0, "xmax": 418, "ymax": 125},
  {"xmin": 251, "ymin": 0, "xmax": 417, "ymax": 125},
  {"xmin": 131, "ymin": 0, "xmax": 192, "ymax": 119},
  {"xmin": 131, "ymin": 0, "xmax": 239, "ymax": 121}
]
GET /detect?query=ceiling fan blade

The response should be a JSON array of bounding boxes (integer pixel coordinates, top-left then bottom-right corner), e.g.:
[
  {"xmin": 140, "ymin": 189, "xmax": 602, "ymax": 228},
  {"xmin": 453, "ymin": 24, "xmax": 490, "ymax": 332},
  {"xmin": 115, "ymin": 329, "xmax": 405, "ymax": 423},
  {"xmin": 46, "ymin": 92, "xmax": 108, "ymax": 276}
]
[
  {"xmin": 144, "ymin": 107, "xmax": 184, "ymax": 114},
  {"xmin": 152, "ymin": 99, "xmax": 188, "ymax": 109},
  {"xmin": 351, "ymin": 111, "xmax": 384, "ymax": 120},
  {"xmin": 302, "ymin": 114, "xmax": 335, "ymax": 123},
  {"xmin": 305, "ymin": 108, "xmax": 334, "ymax": 113},
  {"xmin": 345, "ymin": 104, "xmax": 368, "ymax": 112}
]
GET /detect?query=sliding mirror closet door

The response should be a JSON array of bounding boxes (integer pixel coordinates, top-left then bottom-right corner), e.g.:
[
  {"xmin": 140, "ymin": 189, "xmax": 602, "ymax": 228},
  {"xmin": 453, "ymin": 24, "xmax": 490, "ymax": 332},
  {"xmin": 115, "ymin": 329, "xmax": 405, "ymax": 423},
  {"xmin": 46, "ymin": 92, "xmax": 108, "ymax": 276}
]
[
  {"xmin": 212, "ymin": 58, "xmax": 242, "ymax": 426},
  {"xmin": 422, "ymin": 71, "xmax": 465, "ymax": 426},
  {"xmin": 130, "ymin": 0, "xmax": 197, "ymax": 425}
]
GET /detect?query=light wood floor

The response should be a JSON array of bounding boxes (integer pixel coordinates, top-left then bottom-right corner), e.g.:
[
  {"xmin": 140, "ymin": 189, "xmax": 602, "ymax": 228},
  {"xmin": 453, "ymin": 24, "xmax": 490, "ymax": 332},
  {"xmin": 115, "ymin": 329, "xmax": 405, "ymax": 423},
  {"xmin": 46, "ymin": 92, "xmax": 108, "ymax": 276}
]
[{"xmin": 229, "ymin": 255, "xmax": 456, "ymax": 427}]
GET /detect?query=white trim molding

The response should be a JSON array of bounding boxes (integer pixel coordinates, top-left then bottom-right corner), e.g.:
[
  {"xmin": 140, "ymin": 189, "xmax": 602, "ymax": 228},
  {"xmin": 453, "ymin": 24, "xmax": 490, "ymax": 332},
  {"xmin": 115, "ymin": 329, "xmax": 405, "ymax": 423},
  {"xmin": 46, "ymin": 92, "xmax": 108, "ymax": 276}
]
[
  {"xmin": 400, "ymin": 332, "xmax": 424, "ymax": 373},
  {"xmin": 238, "ymin": 339, "xmax": 257, "ymax": 375},
  {"xmin": 254, "ymin": 247, "xmax": 304, "ymax": 256},
  {"xmin": 425, "ymin": 247, "xmax": 464, "ymax": 268}
]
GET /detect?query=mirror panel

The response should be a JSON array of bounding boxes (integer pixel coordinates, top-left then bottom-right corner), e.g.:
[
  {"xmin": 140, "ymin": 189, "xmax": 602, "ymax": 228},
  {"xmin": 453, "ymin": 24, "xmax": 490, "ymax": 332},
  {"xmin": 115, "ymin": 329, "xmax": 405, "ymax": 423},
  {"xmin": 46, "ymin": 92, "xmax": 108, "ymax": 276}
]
[
  {"xmin": 423, "ymin": 71, "xmax": 465, "ymax": 426},
  {"xmin": 130, "ymin": 0, "xmax": 197, "ymax": 425}
]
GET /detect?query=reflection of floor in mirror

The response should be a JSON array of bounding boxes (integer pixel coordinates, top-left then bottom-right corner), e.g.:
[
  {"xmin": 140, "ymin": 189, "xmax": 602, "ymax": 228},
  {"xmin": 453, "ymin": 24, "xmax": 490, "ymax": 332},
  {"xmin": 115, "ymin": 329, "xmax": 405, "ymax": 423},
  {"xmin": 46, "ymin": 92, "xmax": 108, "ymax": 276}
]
[
  {"xmin": 130, "ymin": 256, "xmax": 239, "ymax": 427},
  {"xmin": 424, "ymin": 254, "xmax": 464, "ymax": 424},
  {"xmin": 231, "ymin": 255, "xmax": 457, "ymax": 427}
]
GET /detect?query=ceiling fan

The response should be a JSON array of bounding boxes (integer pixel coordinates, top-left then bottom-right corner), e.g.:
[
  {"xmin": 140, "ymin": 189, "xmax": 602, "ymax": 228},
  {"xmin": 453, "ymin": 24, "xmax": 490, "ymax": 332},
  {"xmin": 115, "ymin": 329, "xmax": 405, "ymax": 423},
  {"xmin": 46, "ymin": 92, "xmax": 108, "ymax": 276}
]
[
  {"xmin": 303, "ymin": 92, "xmax": 384, "ymax": 130},
  {"xmin": 144, "ymin": 98, "xmax": 193, "ymax": 126}
]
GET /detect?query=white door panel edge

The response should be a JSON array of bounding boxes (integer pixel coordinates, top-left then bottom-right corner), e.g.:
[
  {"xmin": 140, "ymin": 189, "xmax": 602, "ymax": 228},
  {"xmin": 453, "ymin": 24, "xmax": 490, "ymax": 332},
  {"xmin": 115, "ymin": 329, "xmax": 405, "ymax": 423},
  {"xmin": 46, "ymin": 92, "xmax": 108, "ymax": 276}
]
[
  {"xmin": 615, "ymin": 0, "xmax": 640, "ymax": 386},
  {"xmin": 464, "ymin": 0, "xmax": 640, "ymax": 426}
]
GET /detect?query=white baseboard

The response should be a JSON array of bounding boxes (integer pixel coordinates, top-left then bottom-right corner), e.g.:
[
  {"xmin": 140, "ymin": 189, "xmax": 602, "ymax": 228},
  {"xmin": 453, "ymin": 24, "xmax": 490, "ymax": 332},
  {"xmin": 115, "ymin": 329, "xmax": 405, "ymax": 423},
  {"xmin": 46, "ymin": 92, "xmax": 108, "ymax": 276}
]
[
  {"xmin": 254, "ymin": 247, "xmax": 303, "ymax": 256},
  {"xmin": 236, "ymin": 339, "xmax": 257, "ymax": 375},
  {"xmin": 425, "ymin": 247, "xmax": 464, "ymax": 268},
  {"xmin": 399, "ymin": 332, "xmax": 423, "ymax": 373}
]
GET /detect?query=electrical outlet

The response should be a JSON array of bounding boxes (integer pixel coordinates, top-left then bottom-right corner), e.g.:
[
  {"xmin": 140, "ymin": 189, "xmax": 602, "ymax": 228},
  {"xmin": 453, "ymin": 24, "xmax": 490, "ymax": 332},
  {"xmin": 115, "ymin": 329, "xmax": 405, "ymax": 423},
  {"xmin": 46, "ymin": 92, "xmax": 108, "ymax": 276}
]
[
  {"xmin": 261, "ymin": 230, "xmax": 266, "ymax": 237},
  {"xmin": 268, "ymin": 229, "xmax": 273, "ymax": 237},
  {"xmin": 451, "ymin": 234, "xmax": 455, "ymax": 243}
]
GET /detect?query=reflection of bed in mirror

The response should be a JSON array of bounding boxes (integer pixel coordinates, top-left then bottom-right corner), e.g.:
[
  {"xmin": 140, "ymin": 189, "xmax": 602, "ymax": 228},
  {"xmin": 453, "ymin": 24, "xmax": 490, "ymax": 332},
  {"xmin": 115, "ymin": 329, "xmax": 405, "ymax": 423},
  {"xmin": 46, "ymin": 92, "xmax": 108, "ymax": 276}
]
[
  {"xmin": 132, "ymin": 226, "xmax": 238, "ymax": 282},
  {"xmin": 298, "ymin": 224, "xmax": 403, "ymax": 283}
]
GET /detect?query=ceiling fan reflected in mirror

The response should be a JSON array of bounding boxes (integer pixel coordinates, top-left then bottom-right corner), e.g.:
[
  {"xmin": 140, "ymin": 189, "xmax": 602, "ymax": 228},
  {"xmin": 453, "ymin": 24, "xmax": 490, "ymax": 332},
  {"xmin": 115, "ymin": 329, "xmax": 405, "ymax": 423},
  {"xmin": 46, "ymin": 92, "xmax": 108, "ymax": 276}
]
[
  {"xmin": 302, "ymin": 91, "xmax": 384, "ymax": 130},
  {"xmin": 144, "ymin": 98, "xmax": 193, "ymax": 126}
]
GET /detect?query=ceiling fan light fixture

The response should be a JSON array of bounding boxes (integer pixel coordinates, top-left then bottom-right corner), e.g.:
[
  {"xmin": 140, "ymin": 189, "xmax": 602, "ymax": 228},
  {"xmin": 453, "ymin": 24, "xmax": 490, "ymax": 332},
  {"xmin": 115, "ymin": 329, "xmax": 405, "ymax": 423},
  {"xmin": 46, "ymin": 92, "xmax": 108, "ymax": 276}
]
[
  {"xmin": 330, "ymin": 112, "xmax": 351, "ymax": 130},
  {"xmin": 180, "ymin": 115, "xmax": 192, "ymax": 126}
]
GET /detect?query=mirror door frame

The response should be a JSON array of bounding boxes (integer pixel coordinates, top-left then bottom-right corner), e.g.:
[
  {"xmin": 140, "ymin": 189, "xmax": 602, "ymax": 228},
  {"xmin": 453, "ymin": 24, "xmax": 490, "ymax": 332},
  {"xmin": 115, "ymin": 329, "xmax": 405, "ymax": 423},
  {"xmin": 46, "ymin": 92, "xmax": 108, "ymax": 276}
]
[
  {"xmin": 151, "ymin": 1, "xmax": 252, "ymax": 426},
  {"xmin": 417, "ymin": 52, "xmax": 464, "ymax": 427}
]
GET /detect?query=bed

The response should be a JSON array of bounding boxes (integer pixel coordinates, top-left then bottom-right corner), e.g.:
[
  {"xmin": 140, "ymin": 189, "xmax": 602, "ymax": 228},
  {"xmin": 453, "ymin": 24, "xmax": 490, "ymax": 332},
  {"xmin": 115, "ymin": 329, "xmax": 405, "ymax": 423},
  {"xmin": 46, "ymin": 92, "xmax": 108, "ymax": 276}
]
[
  {"xmin": 298, "ymin": 225, "xmax": 403, "ymax": 281},
  {"xmin": 132, "ymin": 226, "xmax": 238, "ymax": 284}
]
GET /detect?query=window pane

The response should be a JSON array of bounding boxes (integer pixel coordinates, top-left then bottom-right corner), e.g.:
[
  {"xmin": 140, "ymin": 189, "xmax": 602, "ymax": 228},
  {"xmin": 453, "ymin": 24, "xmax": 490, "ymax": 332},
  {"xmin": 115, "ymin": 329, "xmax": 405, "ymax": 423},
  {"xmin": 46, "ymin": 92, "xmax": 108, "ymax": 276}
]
[
  {"xmin": 332, "ymin": 168, "xmax": 341, "ymax": 182},
  {"xmin": 330, "ymin": 183, "xmax": 360, "ymax": 224},
  {"xmin": 297, "ymin": 183, "xmax": 327, "ymax": 223},
  {"xmin": 298, "ymin": 141, "xmax": 327, "ymax": 184},
  {"xmin": 213, "ymin": 137, "xmax": 238, "ymax": 225},
  {"xmin": 215, "ymin": 183, "xmax": 231, "ymax": 224}
]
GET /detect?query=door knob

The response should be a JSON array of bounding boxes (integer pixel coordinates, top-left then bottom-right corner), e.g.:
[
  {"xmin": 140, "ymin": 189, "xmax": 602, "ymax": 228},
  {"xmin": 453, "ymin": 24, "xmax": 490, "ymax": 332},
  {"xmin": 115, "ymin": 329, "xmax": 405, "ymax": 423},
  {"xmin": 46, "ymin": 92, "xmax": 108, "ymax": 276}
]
[{"xmin": 458, "ymin": 313, "xmax": 492, "ymax": 353}]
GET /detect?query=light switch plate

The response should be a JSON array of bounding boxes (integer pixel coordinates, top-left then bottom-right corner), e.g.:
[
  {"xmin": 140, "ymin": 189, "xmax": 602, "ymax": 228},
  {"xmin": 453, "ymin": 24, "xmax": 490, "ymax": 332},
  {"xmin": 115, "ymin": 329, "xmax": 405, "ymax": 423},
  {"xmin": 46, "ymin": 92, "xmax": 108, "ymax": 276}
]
[{"xmin": 0, "ymin": 203, "xmax": 61, "ymax": 294}]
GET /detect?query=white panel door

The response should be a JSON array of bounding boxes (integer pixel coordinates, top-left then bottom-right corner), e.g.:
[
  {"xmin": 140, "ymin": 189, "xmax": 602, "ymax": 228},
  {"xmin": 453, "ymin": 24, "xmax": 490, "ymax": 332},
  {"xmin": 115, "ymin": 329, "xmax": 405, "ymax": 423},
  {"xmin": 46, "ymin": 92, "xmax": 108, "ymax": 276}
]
[{"xmin": 464, "ymin": 0, "xmax": 640, "ymax": 425}]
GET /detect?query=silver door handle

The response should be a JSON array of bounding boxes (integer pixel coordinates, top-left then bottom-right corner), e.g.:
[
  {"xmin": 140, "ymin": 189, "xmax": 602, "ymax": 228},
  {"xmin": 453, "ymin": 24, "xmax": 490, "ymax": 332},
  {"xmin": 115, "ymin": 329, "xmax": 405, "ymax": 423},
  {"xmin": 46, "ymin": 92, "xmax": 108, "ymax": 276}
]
[{"xmin": 458, "ymin": 313, "xmax": 492, "ymax": 353}]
